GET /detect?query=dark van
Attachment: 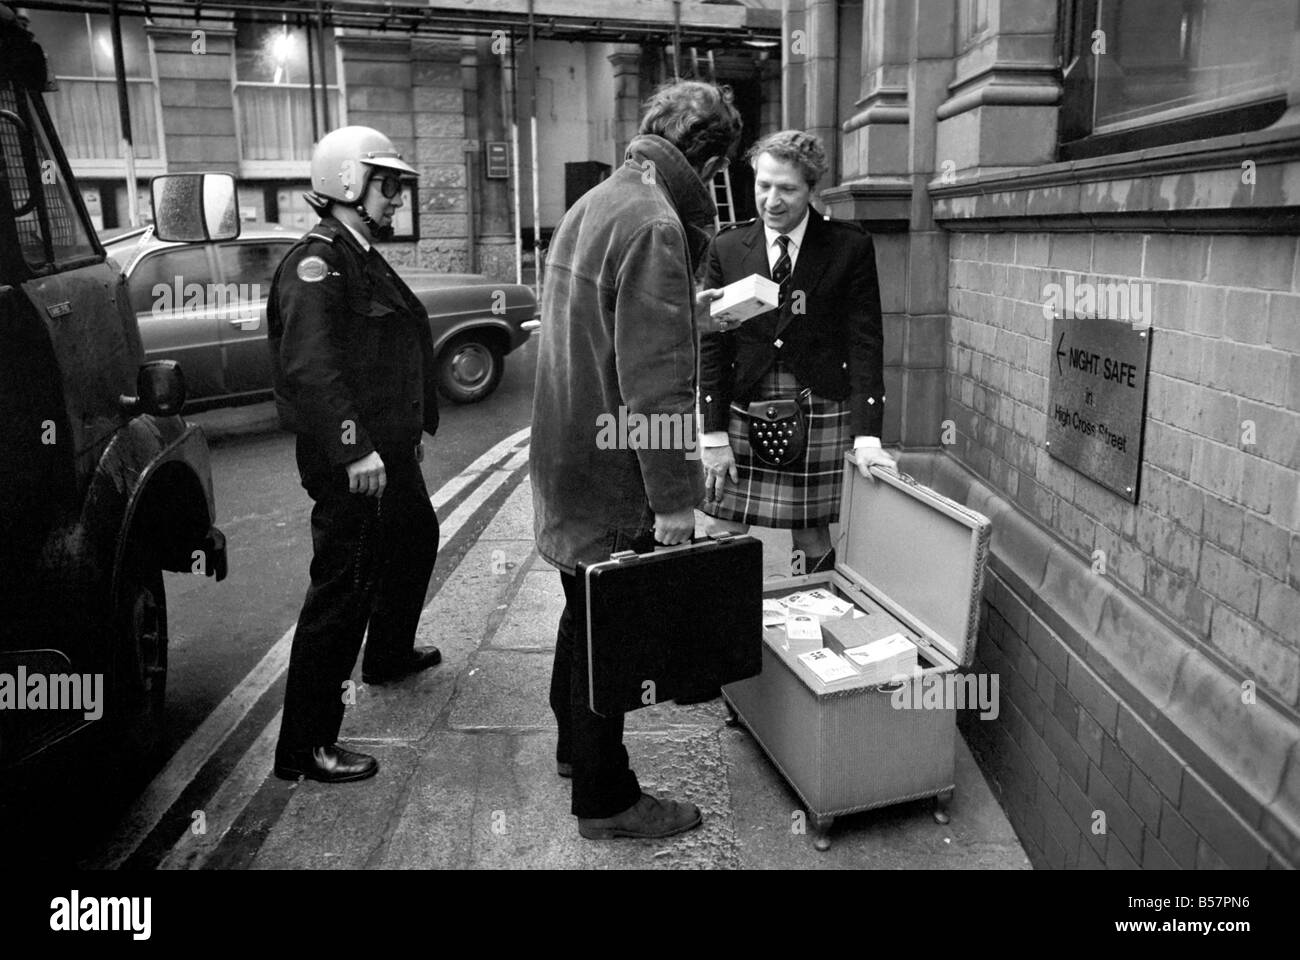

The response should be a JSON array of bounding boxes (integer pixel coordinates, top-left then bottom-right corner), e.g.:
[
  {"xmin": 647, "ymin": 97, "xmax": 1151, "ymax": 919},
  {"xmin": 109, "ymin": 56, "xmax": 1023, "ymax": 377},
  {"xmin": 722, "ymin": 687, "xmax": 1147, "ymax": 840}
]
[{"xmin": 0, "ymin": 4, "xmax": 228, "ymax": 766}]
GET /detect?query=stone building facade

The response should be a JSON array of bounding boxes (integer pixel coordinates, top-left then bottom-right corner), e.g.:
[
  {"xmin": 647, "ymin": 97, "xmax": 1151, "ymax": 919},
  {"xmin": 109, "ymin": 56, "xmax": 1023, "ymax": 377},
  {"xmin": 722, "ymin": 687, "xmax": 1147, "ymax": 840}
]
[
  {"xmin": 794, "ymin": 0, "xmax": 1300, "ymax": 868},
  {"xmin": 23, "ymin": 3, "xmax": 779, "ymax": 282}
]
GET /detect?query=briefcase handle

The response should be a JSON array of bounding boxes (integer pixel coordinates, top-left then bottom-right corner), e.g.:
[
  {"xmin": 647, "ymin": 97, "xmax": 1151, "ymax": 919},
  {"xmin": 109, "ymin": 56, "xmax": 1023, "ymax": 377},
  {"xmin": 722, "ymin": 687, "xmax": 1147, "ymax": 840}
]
[{"xmin": 610, "ymin": 532, "xmax": 741, "ymax": 562}]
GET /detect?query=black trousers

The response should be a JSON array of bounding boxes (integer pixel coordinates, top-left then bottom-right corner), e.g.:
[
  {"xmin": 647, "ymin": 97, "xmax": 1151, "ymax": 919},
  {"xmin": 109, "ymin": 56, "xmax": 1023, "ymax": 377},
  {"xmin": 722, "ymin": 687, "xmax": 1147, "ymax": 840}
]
[
  {"xmin": 550, "ymin": 571, "xmax": 643, "ymax": 819},
  {"xmin": 277, "ymin": 440, "xmax": 439, "ymax": 754}
]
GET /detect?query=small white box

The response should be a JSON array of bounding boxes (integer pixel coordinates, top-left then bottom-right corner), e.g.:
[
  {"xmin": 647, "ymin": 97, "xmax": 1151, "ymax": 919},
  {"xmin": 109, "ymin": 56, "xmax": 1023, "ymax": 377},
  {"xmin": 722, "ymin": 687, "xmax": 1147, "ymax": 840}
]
[
  {"xmin": 842, "ymin": 632, "xmax": 918, "ymax": 685},
  {"xmin": 710, "ymin": 273, "xmax": 780, "ymax": 325}
]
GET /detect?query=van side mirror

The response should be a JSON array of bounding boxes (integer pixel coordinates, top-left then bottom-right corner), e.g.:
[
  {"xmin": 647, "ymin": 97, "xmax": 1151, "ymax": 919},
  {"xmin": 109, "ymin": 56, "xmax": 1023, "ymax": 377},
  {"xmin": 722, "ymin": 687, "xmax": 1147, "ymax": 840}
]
[
  {"xmin": 120, "ymin": 360, "xmax": 188, "ymax": 417},
  {"xmin": 150, "ymin": 173, "xmax": 240, "ymax": 243}
]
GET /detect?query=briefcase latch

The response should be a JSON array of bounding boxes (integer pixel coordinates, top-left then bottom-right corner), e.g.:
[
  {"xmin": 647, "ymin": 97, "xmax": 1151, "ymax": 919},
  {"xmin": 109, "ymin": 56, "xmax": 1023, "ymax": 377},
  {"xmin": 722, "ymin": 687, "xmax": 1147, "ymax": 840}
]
[{"xmin": 610, "ymin": 550, "xmax": 639, "ymax": 562}]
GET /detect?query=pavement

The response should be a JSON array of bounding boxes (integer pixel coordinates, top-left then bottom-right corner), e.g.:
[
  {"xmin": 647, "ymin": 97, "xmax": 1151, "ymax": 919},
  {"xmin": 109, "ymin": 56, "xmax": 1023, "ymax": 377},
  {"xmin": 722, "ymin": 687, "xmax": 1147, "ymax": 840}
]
[{"xmin": 216, "ymin": 474, "xmax": 1030, "ymax": 870}]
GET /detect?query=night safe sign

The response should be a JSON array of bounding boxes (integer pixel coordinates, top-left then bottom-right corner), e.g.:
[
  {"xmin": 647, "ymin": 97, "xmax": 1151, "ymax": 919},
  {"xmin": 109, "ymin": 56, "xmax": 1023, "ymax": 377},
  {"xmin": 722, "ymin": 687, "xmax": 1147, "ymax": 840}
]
[{"xmin": 1046, "ymin": 315, "xmax": 1153, "ymax": 502}]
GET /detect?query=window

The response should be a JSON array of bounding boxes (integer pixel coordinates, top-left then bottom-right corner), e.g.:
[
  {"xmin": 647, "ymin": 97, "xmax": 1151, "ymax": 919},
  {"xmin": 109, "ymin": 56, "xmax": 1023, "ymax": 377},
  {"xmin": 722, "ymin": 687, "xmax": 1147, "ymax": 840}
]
[
  {"xmin": 0, "ymin": 82, "xmax": 97, "ymax": 273},
  {"xmin": 20, "ymin": 8, "xmax": 160, "ymax": 162},
  {"xmin": 235, "ymin": 19, "xmax": 341, "ymax": 162},
  {"xmin": 216, "ymin": 241, "xmax": 292, "ymax": 290},
  {"xmin": 1059, "ymin": 0, "xmax": 1296, "ymax": 158},
  {"xmin": 128, "ymin": 248, "xmax": 212, "ymax": 315}
]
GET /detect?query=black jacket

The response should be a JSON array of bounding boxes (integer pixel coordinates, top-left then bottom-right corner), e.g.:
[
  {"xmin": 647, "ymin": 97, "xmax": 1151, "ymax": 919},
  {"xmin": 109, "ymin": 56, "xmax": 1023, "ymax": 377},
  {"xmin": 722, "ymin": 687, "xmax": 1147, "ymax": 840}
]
[
  {"xmin": 267, "ymin": 217, "xmax": 440, "ymax": 465},
  {"xmin": 698, "ymin": 213, "xmax": 885, "ymax": 437}
]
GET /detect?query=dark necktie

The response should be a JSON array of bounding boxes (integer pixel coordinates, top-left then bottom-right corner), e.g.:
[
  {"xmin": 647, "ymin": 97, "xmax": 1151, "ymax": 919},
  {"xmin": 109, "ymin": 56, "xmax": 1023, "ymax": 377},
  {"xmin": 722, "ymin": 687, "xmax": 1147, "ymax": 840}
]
[{"xmin": 771, "ymin": 234, "xmax": 792, "ymax": 287}]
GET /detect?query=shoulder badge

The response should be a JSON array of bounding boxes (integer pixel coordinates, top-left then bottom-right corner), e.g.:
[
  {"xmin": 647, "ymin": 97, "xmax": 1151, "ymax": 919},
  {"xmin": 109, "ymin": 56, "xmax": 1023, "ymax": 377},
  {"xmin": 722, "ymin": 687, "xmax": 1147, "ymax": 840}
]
[{"xmin": 296, "ymin": 255, "xmax": 330, "ymax": 283}]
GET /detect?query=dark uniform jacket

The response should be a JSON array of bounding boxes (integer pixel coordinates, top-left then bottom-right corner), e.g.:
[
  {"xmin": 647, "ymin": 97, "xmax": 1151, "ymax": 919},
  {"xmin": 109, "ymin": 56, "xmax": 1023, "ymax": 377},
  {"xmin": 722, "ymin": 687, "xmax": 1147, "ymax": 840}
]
[
  {"xmin": 267, "ymin": 217, "xmax": 439, "ymax": 466},
  {"xmin": 531, "ymin": 134, "xmax": 713, "ymax": 574},
  {"xmin": 698, "ymin": 213, "xmax": 886, "ymax": 438}
]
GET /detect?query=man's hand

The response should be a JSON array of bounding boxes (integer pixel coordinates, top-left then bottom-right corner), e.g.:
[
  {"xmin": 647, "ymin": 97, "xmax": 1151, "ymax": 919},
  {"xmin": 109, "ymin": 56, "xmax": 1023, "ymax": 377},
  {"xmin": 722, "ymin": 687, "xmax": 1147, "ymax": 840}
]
[
  {"xmin": 654, "ymin": 506, "xmax": 696, "ymax": 546},
  {"xmin": 854, "ymin": 445, "xmax": 896, "ymax": 482},
  {"xmin": 702, "ymin": 444, "xmax": 738, "ymax": 502},
  {"xmin": 346, "ymin": 451, "xmax": 387, "ymax": 497},
  {"xmin": 694, "ymin": 287, "xmax": 733, "ymax": 334}
]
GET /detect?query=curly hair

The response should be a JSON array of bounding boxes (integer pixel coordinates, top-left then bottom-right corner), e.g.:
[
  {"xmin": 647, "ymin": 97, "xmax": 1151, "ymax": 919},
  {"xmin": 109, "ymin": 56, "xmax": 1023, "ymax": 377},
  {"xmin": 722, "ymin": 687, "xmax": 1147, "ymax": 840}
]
[
  {"xmin": 639, "ymin": 81, "xmax": 743, "ymax": 169},
  {"xmin": 746, "ymin": 130, "xmax": 829, "ymax": 188}
]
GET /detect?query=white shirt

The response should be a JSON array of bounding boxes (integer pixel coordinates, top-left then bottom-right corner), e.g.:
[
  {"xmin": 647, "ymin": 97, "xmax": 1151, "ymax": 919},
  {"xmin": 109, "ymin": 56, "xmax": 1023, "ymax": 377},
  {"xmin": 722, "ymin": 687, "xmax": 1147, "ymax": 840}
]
[
  {"xmin": 701, "ymin": 208, "xmax": 880, "ymax": 452},
  {"xmin": 764, "ymin": 208, "xmax": 810, "ymax": 276}
]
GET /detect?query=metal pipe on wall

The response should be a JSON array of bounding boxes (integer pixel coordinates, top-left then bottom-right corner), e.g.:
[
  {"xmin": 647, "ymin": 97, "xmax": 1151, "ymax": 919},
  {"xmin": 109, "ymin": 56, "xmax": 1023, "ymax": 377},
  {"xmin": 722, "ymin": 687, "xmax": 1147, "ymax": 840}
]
[
  {"xmin": 305, "ymin": 15, "xmax": 320, "ymax": 144},
  {"xmin": 528, "ymin": 0, "xmax": 541, "ymax": 301},
  {"xmin": 315, "ymin": 2, "xmax": 331, "ymax": 129},
  {"xmin": 109, "ymin": 0, "xmax": 139, "ymax": 226},
  {"xmin": 507, "ymin": 31, "xmax": 523, "ymax": 285}
]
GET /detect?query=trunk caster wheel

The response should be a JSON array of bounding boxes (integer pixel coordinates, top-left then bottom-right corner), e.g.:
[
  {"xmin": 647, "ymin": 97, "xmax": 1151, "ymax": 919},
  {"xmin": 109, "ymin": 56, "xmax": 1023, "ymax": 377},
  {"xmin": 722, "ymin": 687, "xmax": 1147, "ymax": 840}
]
[
  {"xmin": 933, "ymin": 788, "xmax": 954, "ymax": 825},
  {"xmin": 812, "ymin": 814, "xmax": 833, "ymax": 851},
  {"xmin": 724, "ymin": 703, "xmax": 740, "ymax": 727}
]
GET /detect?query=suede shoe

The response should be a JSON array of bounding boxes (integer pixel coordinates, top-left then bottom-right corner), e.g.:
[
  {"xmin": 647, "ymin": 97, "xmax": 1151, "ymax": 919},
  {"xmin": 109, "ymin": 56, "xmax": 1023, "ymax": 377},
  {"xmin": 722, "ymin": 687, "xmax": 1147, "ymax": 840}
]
[
  {"xmin": 274, "ymin": 744, "xmax": 379, "ymax": 783},
  {"xmin": 578, "ymin": 793, "xmax": 702, "ymax": 840},
  {"xmin": 362, "ymin": 647, "xmax": 442, "ymax": 685}
]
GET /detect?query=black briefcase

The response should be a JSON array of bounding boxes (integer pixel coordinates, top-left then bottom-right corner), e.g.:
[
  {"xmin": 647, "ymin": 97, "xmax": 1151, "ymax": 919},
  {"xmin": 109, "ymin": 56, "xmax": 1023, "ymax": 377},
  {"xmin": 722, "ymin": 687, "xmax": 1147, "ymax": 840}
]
[{"xmin": 578, "ymin": 533, "xmax": 763, "ymax": 717}]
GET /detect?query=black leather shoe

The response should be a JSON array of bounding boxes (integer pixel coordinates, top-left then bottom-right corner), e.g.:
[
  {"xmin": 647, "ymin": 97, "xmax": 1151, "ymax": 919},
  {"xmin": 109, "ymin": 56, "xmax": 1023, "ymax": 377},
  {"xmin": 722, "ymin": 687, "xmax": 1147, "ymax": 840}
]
[
  {"xmin": 362, "ymin": 647, "xmax": 442, "ymax": 685},
  {"xmin": 274, "ymin": 744, "xmax": 379, "ymax": 783}
]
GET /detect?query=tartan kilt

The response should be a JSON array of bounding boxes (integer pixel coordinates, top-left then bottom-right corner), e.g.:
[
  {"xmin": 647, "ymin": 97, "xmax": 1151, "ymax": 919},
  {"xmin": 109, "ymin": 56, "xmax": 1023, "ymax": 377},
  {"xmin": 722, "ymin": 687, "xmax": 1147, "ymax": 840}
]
[{"xmin": 702, "ymin": 365, "xmax": 851, "ymax": 529}]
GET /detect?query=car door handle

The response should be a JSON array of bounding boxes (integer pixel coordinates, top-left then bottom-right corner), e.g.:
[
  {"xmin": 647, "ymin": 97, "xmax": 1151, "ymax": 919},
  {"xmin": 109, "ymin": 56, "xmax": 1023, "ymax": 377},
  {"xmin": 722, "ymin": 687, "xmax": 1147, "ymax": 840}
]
[{"xmin": 228, "ymin": 317, "xmax": 261, "ymax": 329}]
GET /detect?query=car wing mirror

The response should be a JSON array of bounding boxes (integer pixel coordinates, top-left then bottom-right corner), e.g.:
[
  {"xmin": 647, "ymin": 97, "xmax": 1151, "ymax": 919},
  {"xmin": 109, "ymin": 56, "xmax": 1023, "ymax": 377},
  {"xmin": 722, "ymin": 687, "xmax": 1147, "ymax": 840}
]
[
  {"xmin": 150, "ymin": 173, "xmax": 241, "ymax": 243},
  {"xmin": 120, "ymin": 360, "xmax": 188, "ymax": 418}
]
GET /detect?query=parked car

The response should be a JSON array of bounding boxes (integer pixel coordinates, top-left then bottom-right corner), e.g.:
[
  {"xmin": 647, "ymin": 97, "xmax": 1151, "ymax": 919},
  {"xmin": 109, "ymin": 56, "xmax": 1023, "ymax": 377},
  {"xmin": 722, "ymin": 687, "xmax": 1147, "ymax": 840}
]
[{"xmin": 102, "ymin": 224, "xmax": 539, "ymax": 406}]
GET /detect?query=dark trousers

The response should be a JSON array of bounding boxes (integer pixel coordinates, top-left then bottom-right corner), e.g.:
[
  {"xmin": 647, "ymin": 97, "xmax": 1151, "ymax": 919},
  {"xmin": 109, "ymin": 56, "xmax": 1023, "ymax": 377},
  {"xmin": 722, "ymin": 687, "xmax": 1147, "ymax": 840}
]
[
  {"xmin": 550, "ymin": 571, "xmax": 642, "ymax": 819},
  {"xmin": 277, "ymin": 441, "xmax": 439, "ymax": 753}
]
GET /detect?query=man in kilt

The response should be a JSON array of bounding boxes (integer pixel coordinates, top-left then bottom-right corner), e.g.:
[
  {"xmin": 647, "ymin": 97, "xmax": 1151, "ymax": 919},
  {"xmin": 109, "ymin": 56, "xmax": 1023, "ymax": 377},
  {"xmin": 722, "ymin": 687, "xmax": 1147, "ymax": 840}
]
[{"xmin": 699, "ymin": 130, "xmax": 896, "ymax": 592}]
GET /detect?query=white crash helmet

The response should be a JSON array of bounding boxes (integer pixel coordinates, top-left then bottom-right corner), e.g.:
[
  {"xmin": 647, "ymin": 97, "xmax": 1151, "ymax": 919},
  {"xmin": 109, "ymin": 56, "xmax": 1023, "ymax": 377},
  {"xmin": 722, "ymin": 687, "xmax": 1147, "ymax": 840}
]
[{"xmin": 307, "ymin": 125, "xmax": 418, "ymax": 207}]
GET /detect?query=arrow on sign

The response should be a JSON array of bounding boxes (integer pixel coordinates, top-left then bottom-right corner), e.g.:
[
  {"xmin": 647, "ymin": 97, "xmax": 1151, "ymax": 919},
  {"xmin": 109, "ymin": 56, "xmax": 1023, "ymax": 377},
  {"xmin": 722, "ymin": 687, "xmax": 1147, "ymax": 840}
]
[{"xmin": 1056, "ymin": 331, "xmax": 1066, "ymax": 376}]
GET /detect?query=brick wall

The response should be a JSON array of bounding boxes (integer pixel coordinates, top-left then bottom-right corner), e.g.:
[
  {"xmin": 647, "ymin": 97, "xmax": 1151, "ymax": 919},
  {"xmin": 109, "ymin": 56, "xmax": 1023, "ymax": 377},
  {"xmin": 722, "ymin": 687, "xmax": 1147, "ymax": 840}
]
[
  {"xmin": 946, "ymin": 230, "xmax": 1300, "ymax": 868},
  {"xmin": 948, "ymin": 231, "xmax": 1299, "ymax": 704}
]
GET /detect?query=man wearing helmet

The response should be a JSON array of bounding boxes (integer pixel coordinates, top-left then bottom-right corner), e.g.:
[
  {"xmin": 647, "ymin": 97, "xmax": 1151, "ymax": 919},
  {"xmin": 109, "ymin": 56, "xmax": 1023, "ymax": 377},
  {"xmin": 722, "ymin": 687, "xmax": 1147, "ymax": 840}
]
[{"xmin": 268, "ymin": 125, "xmax": 442, "ymax": 784}]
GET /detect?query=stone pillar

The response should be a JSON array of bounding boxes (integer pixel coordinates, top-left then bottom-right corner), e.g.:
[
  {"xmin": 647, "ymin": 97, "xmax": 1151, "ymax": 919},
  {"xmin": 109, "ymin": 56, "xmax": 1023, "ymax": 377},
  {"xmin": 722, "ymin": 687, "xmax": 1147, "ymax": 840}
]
[
  {"xmin": 608, "ymin": 46, "xmax": 642, "ymax": 164},
  {"xmin": 819, "ymin": 0, "xmax": 957, "ymax": 450},
  {"xmin": 472, "ymin": 36, "xmax": 516, "ymax": 282},
  {"xmin": 829, "ymin": 0, "xmax": 911, "ymax": 199},
  {"xmin": 933, "ymin": 0, "xmax": 1061, "ymax": 177},
  {"xmin": 781, "ymin": 0, "xmax": 807, "ymax": 130},
  {"xmin": 898, "ymin": 0, "xmax": 958, "ymax": 450},
  {"xmin": 758, "ymin": 57, "xmax": 783, "ymax": 138},
  {"xmin": 805, "ymin": 0, "xmax": 838, "ymax": 183},
  {"xmin": 411, "ymin": 37, "xmax": 470, "ymax": 272}
]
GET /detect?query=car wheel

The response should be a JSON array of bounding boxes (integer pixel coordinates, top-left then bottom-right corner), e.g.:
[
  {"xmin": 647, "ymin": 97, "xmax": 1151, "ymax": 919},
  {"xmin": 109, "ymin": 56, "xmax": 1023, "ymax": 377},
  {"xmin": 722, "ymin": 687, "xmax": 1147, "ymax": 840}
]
[
  {"xmin": 114, "ymin": 555, "xmax": 168, "ymax": 759},
  {"xmin": 437, "ymin": 332, "xmax": 504, "ymax": 403}
]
